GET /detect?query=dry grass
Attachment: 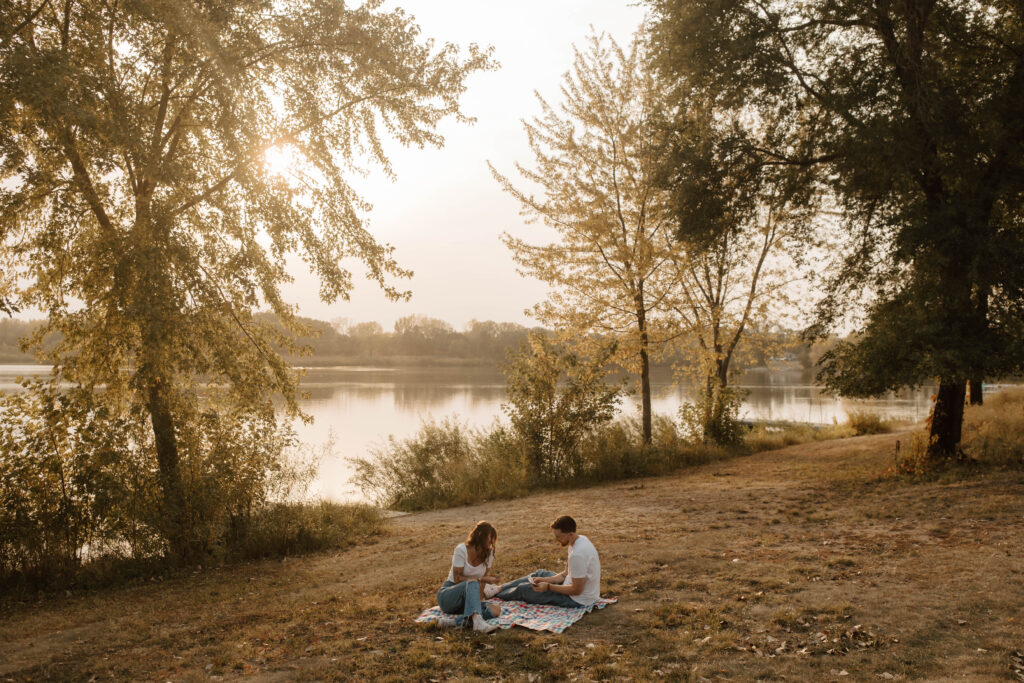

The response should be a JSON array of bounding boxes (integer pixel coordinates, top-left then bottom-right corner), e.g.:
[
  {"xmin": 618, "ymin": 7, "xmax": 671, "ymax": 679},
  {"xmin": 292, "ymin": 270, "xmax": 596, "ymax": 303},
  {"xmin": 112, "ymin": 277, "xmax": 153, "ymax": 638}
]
[
  {"xmin": 963, "ymin": 387, "xmax": 1024, "ymax": 466},
  {"xmin": 1, "ymin": 429, "xmax": 1022, "ymax": 682}
]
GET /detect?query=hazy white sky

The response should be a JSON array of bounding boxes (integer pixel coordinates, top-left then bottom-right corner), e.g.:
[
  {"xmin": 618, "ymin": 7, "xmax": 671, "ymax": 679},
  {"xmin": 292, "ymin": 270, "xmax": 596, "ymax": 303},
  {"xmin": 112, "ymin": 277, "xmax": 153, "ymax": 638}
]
[{"xmin": 283, "ymin": 1, "xmax": 647, "ymax": 332}]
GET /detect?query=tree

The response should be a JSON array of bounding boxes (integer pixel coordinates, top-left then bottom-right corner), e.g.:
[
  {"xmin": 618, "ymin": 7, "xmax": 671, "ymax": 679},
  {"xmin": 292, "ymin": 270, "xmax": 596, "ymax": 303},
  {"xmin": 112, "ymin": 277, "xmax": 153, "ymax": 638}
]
[
  {"xmin": 502, "ymin": 333, "xmax": 621, "ymax": 482},
  {"xmin": 0, "ymin": 0, "xmax": 491, "ymax": 557},
  {"xmin": 393, "ymin": 314, "xmax": 456, "ymax": 355},
  {"xmin": 657, "ymin": 108, "xmax": 819, "ymax": 444},
  {"xmin": 646, "ymin": 0, "xmax": 1024, "ymax": 459},
  {"xmin": 492, "ymin": 33, "xmax": 677, "ymax": 444}
]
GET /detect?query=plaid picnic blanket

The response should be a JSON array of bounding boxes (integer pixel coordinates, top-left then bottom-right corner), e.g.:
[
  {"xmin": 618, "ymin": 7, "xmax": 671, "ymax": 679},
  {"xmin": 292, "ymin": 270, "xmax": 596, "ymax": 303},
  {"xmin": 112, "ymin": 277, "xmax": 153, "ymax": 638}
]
[{"xmin": 414, "ymin": 597, "xmax": 617, "ymax": 634}]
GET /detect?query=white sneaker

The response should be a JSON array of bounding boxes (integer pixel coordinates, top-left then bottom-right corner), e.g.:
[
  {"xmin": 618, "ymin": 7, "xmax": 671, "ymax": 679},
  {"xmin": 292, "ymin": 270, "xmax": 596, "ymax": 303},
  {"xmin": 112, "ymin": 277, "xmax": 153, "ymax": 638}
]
[
  {"xmin": 436, "ymin": 615, "xmax": 458, "ymax": 628},
  {"xmin": 472, "ymin": 614, "xmax": 499, "ymax": 634},
  {"xmin": 483, "ymin": 583, "xmax": 501, "ymax": 599}
]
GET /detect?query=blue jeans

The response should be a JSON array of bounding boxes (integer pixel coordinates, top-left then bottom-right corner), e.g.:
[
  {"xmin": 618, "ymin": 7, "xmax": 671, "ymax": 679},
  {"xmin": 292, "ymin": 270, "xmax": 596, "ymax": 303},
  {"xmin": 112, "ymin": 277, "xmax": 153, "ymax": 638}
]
[
  {"xmin": 494, "ymin": 569, "xmax": 582, "ymax": 608},
  {"xmin": 436, "ymin": 580, "xmax": 497, "ymax": 626}
]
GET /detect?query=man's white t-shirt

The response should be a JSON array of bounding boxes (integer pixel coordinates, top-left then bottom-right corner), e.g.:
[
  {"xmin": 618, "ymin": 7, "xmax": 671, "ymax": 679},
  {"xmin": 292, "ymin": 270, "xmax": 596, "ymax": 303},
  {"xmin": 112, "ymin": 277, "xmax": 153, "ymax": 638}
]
[
  {"xmin": 564, "ymin": 534, "xmax": 601, "ymax": 606},
  {"xmin": 446, "ymin": 543, "xmax": 494, "ymax": 583}
]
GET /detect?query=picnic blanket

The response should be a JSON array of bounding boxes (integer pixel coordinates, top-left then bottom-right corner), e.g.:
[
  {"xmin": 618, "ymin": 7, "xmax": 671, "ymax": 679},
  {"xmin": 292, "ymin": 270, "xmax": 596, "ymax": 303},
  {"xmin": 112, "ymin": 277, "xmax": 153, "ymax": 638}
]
[{"xmin": 415, "ymin": 597, "xmax": 617, "ymax": 634}]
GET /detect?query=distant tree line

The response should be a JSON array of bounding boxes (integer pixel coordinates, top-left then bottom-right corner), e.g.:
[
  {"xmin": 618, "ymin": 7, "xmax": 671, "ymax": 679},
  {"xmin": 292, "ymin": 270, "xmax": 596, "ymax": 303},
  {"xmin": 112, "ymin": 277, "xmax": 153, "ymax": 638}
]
[
  {"xmin": 268, "ymin": 314, "xmax": 540, "ymax": 364},
  {"xmin": 1, "ymin": 314, "xmax": 822, "ymax": 369}
]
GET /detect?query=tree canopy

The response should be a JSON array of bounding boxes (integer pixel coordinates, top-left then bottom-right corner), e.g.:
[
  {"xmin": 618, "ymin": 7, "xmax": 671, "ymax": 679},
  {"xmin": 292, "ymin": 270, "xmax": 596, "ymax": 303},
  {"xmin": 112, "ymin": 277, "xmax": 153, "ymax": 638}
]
[
  {"xmin": 0, "ymin": 0, "xmax": 492, "ymax": 556},
  {"xmin": 492, "ymin": 33, "xmax": 677, "ymax": 443},
  {"xmin": 646, "ymin": 0, "xmax": 1024, "ymax": 456}
]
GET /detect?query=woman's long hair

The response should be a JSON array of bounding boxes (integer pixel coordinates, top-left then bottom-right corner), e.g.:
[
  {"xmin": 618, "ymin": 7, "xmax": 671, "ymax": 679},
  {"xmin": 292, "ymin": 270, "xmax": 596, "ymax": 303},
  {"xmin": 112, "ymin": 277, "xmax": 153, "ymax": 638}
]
[{"xmin": 466, "ymin": 520, "xmax": 497, "ymax": 559}]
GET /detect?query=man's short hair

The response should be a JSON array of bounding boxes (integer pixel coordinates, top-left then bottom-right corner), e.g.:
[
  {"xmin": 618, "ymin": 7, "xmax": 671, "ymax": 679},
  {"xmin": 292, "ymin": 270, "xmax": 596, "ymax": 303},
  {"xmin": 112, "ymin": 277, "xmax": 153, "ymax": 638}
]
[{"xmin": 550, "ymin": 515, "xmax": 576, "ymax": 533}]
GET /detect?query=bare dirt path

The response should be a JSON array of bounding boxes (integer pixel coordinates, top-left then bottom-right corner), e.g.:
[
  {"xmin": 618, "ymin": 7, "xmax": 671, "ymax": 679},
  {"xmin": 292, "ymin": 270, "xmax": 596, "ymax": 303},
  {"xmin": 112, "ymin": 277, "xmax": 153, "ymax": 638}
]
[{"xmin": 2, "ymin": 431, "xmax": 1022, "ymax": 681}]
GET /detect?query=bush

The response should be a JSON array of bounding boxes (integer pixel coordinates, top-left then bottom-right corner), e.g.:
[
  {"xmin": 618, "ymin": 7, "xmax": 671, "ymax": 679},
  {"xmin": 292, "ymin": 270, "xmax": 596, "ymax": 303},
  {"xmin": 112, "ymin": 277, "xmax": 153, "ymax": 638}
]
[
  {"xmin": 886, "ymin": 431, "xmax": 933, "ymax": 476},
  {"xmin": 679, "ymin": 384, "xmax": 745, "ymax": 447},
  {"xmin": 845, "ymin": 409, "xmax": 892, "ymax": 435},
  {"xmin": 0, "ymin": 381, "xmax": 329, "ymax": 591},
  {"xmin": 961, "ymin": 388, "xmax": 1024, "ymax": 466},
  {"xmin": 0, "ymin": 382, "xmax": 158, "ymax": 587},
  {"xmin": 577, "ymin": 415, "xmax": 729, "ymax": 482},
  {"xmin": 351, "ymin": 413, "xmax": 733, "ymax": 511},
  {"xmin": 503, "ymin": 334, "xmax": 622, "ymax": 483},
  {"xmin": 229, "ymin": 501, "xmax": 385, "ymax": 560},
  {"xmin": 744, "ymin": 421, "xmax": 855, "ymax": 453},
  {"xmin": 351, "ymin": 418, "xmax": 530, "ymax": 511}
]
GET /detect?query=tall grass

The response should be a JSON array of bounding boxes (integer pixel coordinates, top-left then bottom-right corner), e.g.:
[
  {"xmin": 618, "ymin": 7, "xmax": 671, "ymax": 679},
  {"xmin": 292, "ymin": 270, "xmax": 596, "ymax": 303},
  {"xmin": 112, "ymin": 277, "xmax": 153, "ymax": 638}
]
[
  {"xmin": 962, "ymin": 388, "xmax": 1024, "ymax": 466},
  {"xmin": 845, "ymin": 409, "xmax": 895, "ymax": 435},
  {"xmin": 745, "ymin": 421, "xmax": 856, "ymax": 452},
  {"xmin": 228, "ymin": 501, "xmax": 385, "ymax": 560},
  {"xmin": 350, "ymin": 419, "xmax": 530, "ymax": 511}
]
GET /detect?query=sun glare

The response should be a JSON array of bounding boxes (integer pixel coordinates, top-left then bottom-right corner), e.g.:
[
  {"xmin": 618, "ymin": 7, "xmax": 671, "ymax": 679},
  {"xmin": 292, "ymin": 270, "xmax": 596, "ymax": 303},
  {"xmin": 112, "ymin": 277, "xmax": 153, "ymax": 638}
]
[{"xmin": 263, "ymin": 145, "xmax": 298, "ymax": 178}]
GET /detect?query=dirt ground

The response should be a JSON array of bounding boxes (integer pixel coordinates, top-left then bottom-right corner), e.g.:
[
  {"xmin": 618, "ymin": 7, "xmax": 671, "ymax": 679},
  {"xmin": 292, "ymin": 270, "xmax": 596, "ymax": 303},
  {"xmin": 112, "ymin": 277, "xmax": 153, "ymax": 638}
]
[{"xmin": 1, "ymin": 430, "xmax": 1022, "ymax": 682}]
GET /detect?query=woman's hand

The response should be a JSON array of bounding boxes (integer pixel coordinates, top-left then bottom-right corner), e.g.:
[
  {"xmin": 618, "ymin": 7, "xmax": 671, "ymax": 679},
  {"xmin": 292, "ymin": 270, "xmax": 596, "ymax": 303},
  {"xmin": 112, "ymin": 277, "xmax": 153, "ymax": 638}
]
[
  {"xmin": 533, "ymin": 581, "xmax": 550, "ymax": 592},
  {"xmin": 481, "ymin": 574, "xmax": 499, "ymax": 584}
]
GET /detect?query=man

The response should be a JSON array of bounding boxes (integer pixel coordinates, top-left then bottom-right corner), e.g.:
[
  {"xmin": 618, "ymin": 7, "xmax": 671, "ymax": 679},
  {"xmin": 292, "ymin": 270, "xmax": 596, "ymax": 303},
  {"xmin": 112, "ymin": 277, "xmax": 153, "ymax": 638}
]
[{"xmin": 485, "ymin": 515, "xmax": 601, "ymax": 608}]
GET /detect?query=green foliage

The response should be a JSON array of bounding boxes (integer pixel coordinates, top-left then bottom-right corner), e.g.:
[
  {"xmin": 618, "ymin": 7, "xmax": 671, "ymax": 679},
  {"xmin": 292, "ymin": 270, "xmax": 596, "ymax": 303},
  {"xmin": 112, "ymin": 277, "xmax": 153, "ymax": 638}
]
[
  {"xmin": 350, "ymin": 413, "xmax": 730, "ymax": 512},
  {"xmin": 0, "ymin": 382, "xmax": 317, "ymax": 590},
  {"xmin": 645, "ymin": 0, "xmax": 1024, "ymax": 456},
  {"xmin": 502, "ymin": 334, "xmax": 622, "ymax": 483},
  {"xmin": 679, "ymin": 384, "xmax": 745, "ymax": 447},
  {"xmin": 350, "ymin": 418, "xmax": 529, "ymax": 511},
  {"xmin": 0, "ymin": 0, "xmax": 492, "ymax": 557}
]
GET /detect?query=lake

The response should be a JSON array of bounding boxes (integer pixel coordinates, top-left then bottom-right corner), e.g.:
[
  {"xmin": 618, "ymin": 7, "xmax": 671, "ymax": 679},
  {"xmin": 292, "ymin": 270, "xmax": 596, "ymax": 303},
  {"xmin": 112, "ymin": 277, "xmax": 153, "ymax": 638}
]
[
  {"xmin": 296, "ymin": 365, "xmax": 943, "ymax": 500},
  {"xmin": 0, "ymin": 363, "xmax": 938, "ymax": 501}
]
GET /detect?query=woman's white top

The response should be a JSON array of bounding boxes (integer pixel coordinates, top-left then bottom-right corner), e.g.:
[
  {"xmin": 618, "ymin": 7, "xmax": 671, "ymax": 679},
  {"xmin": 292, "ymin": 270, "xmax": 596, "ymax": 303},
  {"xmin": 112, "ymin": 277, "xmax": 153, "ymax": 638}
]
[{"xmin": 446, "ymin": 543, "xmax": 494, "ymax": 583}]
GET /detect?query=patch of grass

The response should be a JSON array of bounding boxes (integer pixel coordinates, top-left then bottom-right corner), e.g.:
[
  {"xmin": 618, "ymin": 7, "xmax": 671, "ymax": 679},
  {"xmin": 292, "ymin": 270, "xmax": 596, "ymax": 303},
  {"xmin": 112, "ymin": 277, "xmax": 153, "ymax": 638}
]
[
  {"xmin": 5, "ymin": 424, "xmax": 1023, "ymax": 682},
  {"xmin": 846, "ymin": 409, "xmax": 894, "ymax": 435},
  {"xmin": 962, "ymin": 387, "xmax": 1024, "ymax": 466},
  {"xmin": 228, "ymin": 501, "xmax": 385, "ymax": 560},
  {"xmin": 745, "ymin": 421, "xmax": 855, "ymax": 452}
]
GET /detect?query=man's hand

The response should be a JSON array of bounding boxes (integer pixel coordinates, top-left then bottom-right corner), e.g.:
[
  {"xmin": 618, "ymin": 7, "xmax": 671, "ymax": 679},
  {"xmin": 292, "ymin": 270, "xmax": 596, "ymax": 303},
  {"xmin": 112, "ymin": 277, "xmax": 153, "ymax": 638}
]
[
  {"xmin": 533, "ymin": 581, "xmax": 550, "ymax": 592},
  {"xmin": 481, "ymin": 575, "xmax": 499, "ymax": 584}
]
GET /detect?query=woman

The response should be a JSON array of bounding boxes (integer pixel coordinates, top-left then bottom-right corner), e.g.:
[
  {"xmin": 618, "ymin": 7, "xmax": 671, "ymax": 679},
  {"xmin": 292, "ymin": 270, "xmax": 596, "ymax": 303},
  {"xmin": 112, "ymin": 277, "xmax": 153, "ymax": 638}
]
[{"xmin": 436, "ymin": 520, "xmax": 501, "ymax": 632}]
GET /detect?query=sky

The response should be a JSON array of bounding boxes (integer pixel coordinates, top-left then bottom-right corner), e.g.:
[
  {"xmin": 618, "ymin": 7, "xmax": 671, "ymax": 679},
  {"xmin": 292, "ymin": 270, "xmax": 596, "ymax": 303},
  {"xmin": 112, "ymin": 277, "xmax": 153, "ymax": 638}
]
[{"xmin": 281, "ymin": 1, "xmax": 648, "ymax": 332}]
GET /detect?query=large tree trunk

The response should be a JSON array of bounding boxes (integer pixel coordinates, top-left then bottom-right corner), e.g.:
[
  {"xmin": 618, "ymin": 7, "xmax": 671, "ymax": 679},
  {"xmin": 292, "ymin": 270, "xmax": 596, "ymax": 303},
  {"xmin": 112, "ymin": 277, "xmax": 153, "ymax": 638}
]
[
  {"xmin": 928, "ymin": 380, "xmax": 967, "ymax": 460},
  {"xmin": 135, "ymin": 199, "xmax": 191, "ymax": 559},
  {"xmin": 147, "ymin": 378, "xmax": 191, "ymax": 560},
  {"xmin": 968, "ymin": 378, "xmax": 983, "ymax": 406}
]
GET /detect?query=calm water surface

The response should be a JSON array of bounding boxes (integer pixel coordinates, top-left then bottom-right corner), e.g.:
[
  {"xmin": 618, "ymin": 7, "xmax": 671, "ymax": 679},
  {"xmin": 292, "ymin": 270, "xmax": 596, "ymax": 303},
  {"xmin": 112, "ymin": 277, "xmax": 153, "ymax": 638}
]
[{"xmin": 0, "ymin": 363, "xmax": 939, "ymax": 501}]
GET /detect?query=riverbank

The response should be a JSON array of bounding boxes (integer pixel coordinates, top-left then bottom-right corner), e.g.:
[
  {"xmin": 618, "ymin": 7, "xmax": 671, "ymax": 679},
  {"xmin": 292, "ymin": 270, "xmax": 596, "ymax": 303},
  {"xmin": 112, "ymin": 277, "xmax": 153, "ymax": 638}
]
[{"xmin": 2, "ymin": 429, "xmax": 1021, "ymax": 681}]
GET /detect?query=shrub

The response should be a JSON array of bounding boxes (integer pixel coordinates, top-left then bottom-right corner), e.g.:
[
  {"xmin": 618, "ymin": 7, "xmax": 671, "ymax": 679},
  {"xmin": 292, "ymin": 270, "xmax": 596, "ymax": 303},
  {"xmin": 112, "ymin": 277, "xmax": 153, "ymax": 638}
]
[
  {"xmin": 502, "ymin": 334, "xmax": 622, "ymax": 483},
  {"xmin": 845, "ymin": 409, "xmax": 892, "ymax": 435},
  {"xmin": 229, "ymin": 501, "xmax": 384, "ymax": 560},
  {"xmin": 351, "ymin": 413, "xmax": 733, "ymax": 511},
  {"xmin": 886, "ymin": 431, "xmax": 934, "ymax": 476},
  {"xmin": 744, "ymin": 421, "xmax": 855, "ymax": 453},
  {"xmin": 0, "ymin": 381, "xmax": 325, "ymax": 591},
  {"xmin": 679, "ymin": 384, "xmax": 745, "ymax": 447},
  {"xmin": 351, "ymin": 418, "xmax": 530, "ymax": 511}
]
